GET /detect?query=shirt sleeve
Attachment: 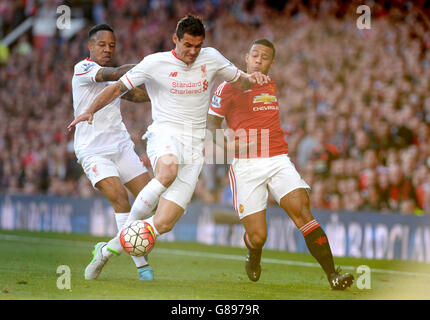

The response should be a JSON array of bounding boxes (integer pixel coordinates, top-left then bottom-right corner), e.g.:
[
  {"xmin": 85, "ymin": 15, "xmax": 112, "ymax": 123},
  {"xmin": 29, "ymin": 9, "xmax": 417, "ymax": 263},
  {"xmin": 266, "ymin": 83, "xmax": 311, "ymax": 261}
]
[
  {"xmin": 74, "ymin": 61, "xmax": 102, "ymax": 84},
  {"xmin": 209, "ymin": 82, "xmax": 232, "ymax": 118},
  {"xmin": 209, "ymin": 48, "xmax": 241, "ymax": 84},
  {"xmin": 119, "ymin": 56, "xmax": 153, "ymax": 90}
]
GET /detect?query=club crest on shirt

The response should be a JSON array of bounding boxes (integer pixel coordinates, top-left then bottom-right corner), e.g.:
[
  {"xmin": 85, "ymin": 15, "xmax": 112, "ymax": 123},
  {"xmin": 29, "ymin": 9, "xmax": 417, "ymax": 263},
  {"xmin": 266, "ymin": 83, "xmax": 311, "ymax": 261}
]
[
  {"xmin": 201, "ymin": 64, "xmax": 207, "ymax": 78},
  {"xmin": 253, "ymin": 93, "xmax": 277, "ymax": 105}
]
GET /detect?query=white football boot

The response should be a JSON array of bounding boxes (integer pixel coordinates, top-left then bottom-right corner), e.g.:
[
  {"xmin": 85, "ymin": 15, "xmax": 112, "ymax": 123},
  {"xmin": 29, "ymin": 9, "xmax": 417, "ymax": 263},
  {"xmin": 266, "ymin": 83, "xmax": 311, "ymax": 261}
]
[{"xmin": 84, "ymin": 242, "xmax": 109, "ymax": 280}]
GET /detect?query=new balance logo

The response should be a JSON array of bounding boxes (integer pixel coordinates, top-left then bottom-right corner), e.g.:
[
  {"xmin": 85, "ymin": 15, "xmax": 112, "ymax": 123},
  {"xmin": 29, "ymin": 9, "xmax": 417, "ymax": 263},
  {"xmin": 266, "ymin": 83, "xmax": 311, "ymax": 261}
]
[{"xmin": 169, "ymin": 72, "xmax": 178, "ymax": 77}]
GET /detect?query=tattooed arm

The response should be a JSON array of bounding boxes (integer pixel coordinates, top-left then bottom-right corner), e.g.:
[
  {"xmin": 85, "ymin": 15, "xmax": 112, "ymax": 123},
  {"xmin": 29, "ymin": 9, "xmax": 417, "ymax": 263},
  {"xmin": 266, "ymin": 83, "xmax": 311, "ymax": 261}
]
[
  {"xmin": 94, "ymin": 64, "xmax": 136, "ymax": 82},
  {"xmin": 94, "ymin": 65, "xmax": 150, "ymax": 103},
  {"xmin": 121, "ymin": 85, "xmax": 150, "ymax": 103},
  {"xmin": 68, "ymin": 80, "xmax": 129, "ymax": 130}
]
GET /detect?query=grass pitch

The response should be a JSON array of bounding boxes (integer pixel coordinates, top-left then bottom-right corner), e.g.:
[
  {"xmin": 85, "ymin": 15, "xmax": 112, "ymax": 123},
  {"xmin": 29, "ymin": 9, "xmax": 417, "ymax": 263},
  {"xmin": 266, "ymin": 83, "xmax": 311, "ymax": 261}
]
[{"xmin": 0, "ymin": 230, "xmax": 429, "ymax": 300}]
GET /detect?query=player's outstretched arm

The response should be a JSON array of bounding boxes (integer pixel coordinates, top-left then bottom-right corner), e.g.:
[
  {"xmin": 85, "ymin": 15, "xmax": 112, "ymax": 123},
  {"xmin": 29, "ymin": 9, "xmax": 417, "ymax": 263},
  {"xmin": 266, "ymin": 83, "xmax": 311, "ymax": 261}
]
[
  {"xmin": 67, "ymin": 80, "xmax": 128, "ymax": 130},
  {"xmin": 95, "ymin": 64, "xmax": 136, "ymax": 82},
  {"xmin": 231, "ymin": 71, "xmax": 270, "ymax": 90},
  {"xmin": 121, "ymin": 85, "xmax": 150, "ymax": 103}
]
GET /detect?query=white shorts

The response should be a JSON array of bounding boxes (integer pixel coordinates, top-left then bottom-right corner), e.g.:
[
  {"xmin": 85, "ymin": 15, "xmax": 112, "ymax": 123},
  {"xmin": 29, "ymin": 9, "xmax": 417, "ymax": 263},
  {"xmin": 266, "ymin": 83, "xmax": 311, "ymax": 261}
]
[
  {"xmin": 229, "ymin": 154, "xmax": 310, "ymax": 219},
  {"xmin": 145, "ymin": 131, "xmax": 204, "ymax": 210},
  {"xmin": 80, "ymin": 144, "xmax": 148, "ymax": 188}
]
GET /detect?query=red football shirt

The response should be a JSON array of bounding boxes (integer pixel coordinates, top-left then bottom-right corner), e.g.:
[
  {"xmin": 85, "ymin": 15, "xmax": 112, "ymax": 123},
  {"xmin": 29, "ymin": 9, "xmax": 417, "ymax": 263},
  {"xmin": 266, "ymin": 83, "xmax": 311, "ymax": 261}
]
[{"xmin": 209, "ymin": 80, "xmax": 288, "ymax": 158}]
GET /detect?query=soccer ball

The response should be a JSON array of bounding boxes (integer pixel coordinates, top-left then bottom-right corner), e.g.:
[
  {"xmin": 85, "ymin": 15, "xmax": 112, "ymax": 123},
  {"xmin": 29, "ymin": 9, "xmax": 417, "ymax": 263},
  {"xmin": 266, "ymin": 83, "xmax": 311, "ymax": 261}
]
[{"xmin": 119, "ymin": 220, "xmax": 155, "ymax": 256}]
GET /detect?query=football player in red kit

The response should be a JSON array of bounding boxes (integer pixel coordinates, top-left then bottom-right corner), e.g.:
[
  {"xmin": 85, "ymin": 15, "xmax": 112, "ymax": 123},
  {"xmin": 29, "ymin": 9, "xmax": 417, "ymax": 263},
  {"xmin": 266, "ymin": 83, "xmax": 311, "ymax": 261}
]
[{"xmin": 207, "ymin": 39, "xmax": 354, "ymax": 290}]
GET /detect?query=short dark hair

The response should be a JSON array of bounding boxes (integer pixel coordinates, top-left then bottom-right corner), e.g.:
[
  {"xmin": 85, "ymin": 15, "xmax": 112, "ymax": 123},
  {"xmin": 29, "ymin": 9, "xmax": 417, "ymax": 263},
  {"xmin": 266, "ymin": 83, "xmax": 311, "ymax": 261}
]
[
  {"xmin": 88, "ymin": 24, "xmax": 114, "ymax": 39},
  {"xmin": 175, "ymin": 14, "xmax": 205, "ymax": 40},
  {"xmin": 249, "ymin": 38, "xmax": 276, "ymax": 60}
]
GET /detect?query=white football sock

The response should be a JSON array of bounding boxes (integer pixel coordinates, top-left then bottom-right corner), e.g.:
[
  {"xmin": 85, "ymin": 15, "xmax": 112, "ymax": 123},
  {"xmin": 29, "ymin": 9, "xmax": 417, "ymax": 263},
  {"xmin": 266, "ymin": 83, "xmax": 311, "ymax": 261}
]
[
  {"xmin": 114, "ymin": 212, "xmax": 129, "ymax": 230},
  {"xmin": 125, "ymin": 178, "xmax": 166, "ymax": 226},
  {"xmin": 106, "ymin": 236, "xmax": 123, "ymax": 255},
  {"xmin": 115, "ymin": 212, "xmax": 148, "ymax": 268}
]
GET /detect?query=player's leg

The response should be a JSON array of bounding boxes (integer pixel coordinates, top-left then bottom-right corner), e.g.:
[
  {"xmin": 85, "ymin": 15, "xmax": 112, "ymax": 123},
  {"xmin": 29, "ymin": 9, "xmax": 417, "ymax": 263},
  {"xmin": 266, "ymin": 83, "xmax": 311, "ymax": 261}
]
[
  {"xmin": 270, "ymin": 155, "xmax": 353, "ymax": 290},
  {"xmin": 82, "ymin": 150, "xmax": 153, "ymax": 280},
  {"xmin": 279, "ymin": 188, "xmax": 336, "ymax": 275},
  {"xmin": 80, "ymin": 156, "xmax": 131, "ymax": 280},
  {"xmin": 102, "ymin": 153, "xmax": 177, "ymax": 255},
  {"xmin": 104, "ymin": 144, "xmax": 155, "ymax": 280},
  {"xmin": 123, "ymin": 153, "xmax": 177, "ymax": 230},
  {"xmin": 124, "ymin": 171, "xmax": 156, "ymax": 280},
  {"xmin": 96, "ymin": 176, "xmax": 131, "ymax": 212},
  {"xmin": 122, "ymin": 133, "xmax": 180, "ymax": 226},
  {"xmin": 229, "ymin": 159, "xmax": 269, "ymax": 282},
  {"xmin": 147, "ymin": 196, "xmax": 185, "ymax": 236},
  {"xmin": 96, "ymin": 177, "xmax": 149, "ymax": 270},
  {"xmin": 102, "ymin": 130, "xmax": 179, "ymax": 256},
  {"xmin": 121, "ymin": 147, "xmax": 157, "ymax": 222},
  {"xmin": 242, "ymin": 211, "xmax": 267, "ymax": 249},
  {"xmin": 124, "ymin": 173, "xmax": 151, "ymax": 200},
  {"xmin": 103, "ymin": 134, "xmax": 202, "ymax": 266},
  {"xmin": 145, "ymin": 159, "xmax": 204, "ymax": 237},
  {"xmin": 241, "ymin": 210, "xmax": 267, "ymax": 282},
  {"xmin": 279, "ymin": 188, "xmax": 353, "ymax": 290}
]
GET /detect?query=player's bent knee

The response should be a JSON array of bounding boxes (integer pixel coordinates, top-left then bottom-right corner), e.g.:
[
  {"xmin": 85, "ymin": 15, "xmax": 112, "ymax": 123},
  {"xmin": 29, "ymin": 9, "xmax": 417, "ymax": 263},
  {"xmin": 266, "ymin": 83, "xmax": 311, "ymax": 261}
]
[
  {"xmin": 155, "ymin": 221, "xmax": 174, "ymax": 235},
  {"xmin": 155, "ymin": 164, "xmax": 178, "ymax": 187}
]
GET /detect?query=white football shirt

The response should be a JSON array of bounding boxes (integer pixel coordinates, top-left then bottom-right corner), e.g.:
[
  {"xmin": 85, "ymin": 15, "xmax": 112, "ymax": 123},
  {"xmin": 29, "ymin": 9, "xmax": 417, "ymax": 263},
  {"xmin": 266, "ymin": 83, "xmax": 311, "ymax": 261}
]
[
  {"xmin": 119, "ymin": 47, "xmax": 241, "ymax": 139},
  {"xmin": 72, "ymin": 58, "xmax": 132, "ymax": 161}
]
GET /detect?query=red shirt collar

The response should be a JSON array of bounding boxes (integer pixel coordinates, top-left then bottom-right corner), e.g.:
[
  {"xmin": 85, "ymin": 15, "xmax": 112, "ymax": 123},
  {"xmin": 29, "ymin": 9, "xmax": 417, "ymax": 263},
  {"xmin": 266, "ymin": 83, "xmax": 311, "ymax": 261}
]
[
  {"xmin": 171, "ymin": 50, "xmax": 182, "ymax": 61},
  {"xmin": 171, "ymin": 50, "xmax": 189, "ymax": 65}
]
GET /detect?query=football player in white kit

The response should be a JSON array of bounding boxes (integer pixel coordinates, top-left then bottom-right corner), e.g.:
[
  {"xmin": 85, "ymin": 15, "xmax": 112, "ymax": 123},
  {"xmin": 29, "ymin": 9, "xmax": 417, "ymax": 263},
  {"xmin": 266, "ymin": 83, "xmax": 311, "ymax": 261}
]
[
  {"xmin": 68, "ymin": 15, "xmax": 269, "ymax": 280},
  {"xmin": 72, "ymin": 24, "xmax": 154, "ymax": 280}
]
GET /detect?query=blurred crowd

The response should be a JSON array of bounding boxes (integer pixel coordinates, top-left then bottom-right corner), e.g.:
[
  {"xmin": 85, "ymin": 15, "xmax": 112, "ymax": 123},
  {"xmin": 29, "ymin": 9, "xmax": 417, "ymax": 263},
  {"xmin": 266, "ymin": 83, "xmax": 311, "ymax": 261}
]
[{"xmin": 1, "ymin": 0, "xmax": 430, "ymax": 215}]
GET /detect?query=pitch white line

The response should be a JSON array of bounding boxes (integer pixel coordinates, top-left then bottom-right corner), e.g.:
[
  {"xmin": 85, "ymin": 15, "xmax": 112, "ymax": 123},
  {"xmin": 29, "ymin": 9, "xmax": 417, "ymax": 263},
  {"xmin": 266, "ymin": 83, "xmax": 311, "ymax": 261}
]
[
  {"xmin": 0, "ymin": 233, "xmax": 93, "ymax": 247},
  {"xmin": 155, "ymin": 248, "xmax": 430, "ymax": 278},
  {"xmin": 1, "ymin": 233, "xmax": 429, "ymax": 278}
]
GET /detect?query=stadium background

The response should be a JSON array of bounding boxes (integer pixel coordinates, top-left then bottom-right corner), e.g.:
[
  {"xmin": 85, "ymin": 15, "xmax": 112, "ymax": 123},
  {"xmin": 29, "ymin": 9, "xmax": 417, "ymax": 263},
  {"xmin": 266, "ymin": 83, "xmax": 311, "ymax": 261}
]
[{"xmin": 1, "ymin": 0, "xmax": 430, "ymax": 265}]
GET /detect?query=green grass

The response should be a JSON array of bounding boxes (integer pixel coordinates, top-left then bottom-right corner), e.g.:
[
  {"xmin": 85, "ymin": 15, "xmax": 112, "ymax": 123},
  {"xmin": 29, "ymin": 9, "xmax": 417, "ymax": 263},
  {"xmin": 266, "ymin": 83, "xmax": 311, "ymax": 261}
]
[{"xmin": 0, "ymin": 230, "xmax": 429, "ymax": 300}]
